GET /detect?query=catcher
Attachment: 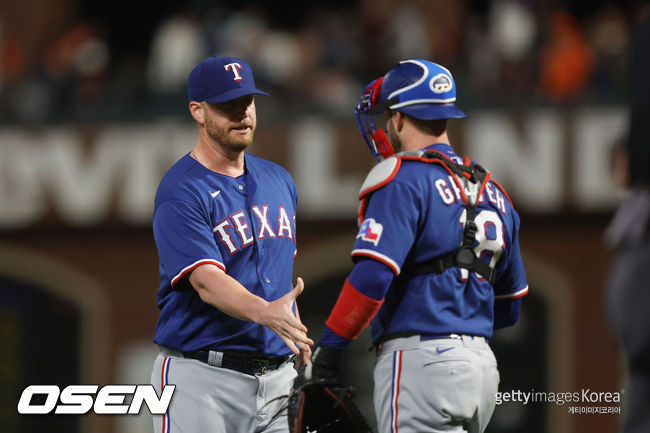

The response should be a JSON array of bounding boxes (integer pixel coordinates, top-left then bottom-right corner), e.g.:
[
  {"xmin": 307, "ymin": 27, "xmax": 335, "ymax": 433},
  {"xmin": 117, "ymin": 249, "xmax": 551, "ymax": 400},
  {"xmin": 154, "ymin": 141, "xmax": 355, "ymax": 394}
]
[{"xmin": 295, "ymin": 59, "xmax": 528, "ymax": 433}]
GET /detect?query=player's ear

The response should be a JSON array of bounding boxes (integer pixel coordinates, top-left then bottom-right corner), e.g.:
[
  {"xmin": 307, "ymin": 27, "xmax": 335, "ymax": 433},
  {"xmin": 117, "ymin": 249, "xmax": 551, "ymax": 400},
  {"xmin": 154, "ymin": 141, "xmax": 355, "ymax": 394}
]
[
  {"xmin": 394, "ymin": 111, "xmax": 405, "ymax": 132},
  {"xmin": 189, "ymin": 101, "xmax": 205, "ymax": 125}
]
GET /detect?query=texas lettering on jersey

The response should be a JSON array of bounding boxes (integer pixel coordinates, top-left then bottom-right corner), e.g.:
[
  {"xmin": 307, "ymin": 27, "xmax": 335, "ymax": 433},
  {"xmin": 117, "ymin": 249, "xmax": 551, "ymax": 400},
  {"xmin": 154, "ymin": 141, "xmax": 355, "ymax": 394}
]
[
  {"xmin": 153, "ymin": 152, "xmax": 300, "ymax": 354},
  {"xmin": 213, "ymin": 205, "xmax": 296, "ymax": 255}
]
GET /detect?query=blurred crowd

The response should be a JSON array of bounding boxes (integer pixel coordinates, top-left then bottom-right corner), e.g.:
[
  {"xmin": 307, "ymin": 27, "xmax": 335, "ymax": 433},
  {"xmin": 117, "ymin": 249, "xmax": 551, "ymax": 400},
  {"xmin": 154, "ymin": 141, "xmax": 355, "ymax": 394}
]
[{"xmin": 0, "ymin": 0, "xmax": 644, "ymax": 125}]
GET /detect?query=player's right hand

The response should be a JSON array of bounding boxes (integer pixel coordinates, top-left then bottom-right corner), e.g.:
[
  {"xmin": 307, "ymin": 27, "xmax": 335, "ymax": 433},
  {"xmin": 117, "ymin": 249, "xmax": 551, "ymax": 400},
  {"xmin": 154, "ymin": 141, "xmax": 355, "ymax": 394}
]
[{"xmin": 261, "ymin": 277, "xmax": 314, "ymax": 355}]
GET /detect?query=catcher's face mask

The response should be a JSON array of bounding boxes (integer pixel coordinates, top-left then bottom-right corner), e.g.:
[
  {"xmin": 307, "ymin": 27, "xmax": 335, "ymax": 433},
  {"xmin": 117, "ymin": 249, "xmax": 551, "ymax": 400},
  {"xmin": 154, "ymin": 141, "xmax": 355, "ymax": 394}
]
[
  {"xmin": 354, "ymin": 77, "xmax": 394, "ymax": 162},
  {"xmin": 355, "ymin": 59, "xmax": 467, "ymax": 162}
]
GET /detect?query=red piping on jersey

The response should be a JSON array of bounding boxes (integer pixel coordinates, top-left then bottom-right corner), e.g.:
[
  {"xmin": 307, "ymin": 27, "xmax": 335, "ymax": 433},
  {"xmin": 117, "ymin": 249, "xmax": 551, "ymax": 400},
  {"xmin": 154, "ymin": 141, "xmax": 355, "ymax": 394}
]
[
  {"xmin": 326, "ymin": 278, "xmax": 384, "ymax": 340},
  {"xmin": 358, "ymin": 197, "xmax": 369, "ymax": 223},
  {"xmin": 351, "ymin": 250, "xmax": 400, "ymax": 275},
  {"xmin": 171, "ymin": 259, "xmax": 226, "ymax": 287},
  {"xmin": 495, "ymin": 286, "xmax": 529, "ymax": 301},
  {"xmin": 491, "ymin": 179, "xmax": 514, "ymax": 206}
]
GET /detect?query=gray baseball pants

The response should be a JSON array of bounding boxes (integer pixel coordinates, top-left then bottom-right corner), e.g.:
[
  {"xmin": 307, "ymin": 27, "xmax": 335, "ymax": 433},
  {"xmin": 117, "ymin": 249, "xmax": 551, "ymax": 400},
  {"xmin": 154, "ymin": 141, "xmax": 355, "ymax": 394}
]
[
  {"xmin": 151, "ymin": 347, "xmax": 296, "ymax": 433},
  {"xmin": 374, "ymin": 335, "xmax": 499, "ymax": 433}
]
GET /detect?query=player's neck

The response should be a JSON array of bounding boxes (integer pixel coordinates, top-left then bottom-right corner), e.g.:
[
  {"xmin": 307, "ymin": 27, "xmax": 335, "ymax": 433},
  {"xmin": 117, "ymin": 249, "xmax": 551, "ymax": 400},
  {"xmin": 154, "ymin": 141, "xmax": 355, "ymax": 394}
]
[
  {"xmin": 192, "ymin": 136, "xmax": 246, "ymax": 177},
  {"xmin": 402, "ymin": 130, "xmax": 451, "ymax": 152}
]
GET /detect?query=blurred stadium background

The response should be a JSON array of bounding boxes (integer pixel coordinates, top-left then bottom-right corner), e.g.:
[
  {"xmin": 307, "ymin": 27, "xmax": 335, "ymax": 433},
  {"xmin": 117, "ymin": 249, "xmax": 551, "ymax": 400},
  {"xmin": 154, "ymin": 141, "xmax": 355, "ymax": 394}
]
[{"xmin": 0, "ymin": 0, "xmax": 643, "ymax": 432}]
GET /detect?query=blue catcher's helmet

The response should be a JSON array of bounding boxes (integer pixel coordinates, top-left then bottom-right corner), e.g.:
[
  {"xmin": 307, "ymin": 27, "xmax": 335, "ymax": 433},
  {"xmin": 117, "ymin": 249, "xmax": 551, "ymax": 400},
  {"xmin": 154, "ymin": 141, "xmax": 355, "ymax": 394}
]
[{"xmin": 355, "ymin": 59, "xmax": 466, "ymax": 161}]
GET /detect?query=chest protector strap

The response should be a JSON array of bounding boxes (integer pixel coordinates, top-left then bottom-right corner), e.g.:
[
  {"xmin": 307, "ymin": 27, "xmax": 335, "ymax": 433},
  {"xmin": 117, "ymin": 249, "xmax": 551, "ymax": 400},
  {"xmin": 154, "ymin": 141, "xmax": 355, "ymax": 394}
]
[{"xmin": 403, "ymin": 150, "xmax": 497, "ymax": 285}]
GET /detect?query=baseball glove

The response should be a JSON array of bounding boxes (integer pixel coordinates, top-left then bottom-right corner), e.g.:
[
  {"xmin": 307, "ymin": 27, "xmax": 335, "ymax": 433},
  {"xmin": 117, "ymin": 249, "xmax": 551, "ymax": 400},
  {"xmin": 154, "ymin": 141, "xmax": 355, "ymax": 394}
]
[{"xmin": 288, "ymin": 377, "xmax": 375, "ymax": 433}]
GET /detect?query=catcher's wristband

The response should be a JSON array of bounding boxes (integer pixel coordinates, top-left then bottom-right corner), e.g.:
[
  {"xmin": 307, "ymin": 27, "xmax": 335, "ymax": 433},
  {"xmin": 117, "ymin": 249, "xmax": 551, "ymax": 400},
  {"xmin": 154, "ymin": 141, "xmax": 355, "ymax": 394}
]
[{"xmin": 326, "ymin": 278, "xmax": 384, "ymax": 339}]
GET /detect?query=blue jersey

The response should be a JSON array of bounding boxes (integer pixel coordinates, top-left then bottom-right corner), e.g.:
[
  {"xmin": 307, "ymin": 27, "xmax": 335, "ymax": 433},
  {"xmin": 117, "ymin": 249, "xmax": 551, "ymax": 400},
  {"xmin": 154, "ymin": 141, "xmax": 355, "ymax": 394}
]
[
  {"xmin": 352, "ymin": 143, "xmax": 528, "ymax": 342},
  {"xmin": 152, "ymin": 153, "xmax": 298, "ymax": 355}
]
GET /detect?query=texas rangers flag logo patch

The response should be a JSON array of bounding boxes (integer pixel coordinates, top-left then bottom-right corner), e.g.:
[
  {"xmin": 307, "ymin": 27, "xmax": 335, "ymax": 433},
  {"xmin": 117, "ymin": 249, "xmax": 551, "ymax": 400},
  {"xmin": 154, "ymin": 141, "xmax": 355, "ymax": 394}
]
[{"xmin": 356, "ymin": 218, "xmax": 383, "ymax": 246}]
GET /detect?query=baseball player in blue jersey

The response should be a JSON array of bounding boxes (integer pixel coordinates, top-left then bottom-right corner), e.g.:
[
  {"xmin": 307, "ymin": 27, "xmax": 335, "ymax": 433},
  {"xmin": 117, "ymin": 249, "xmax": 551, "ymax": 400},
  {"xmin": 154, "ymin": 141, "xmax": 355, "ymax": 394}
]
[
  {"xmin": 307, "ymin": 59, "xmax": 529, "ymax": 433},
  {"xmin": 150, "ymin": 56, "xmax": 313, "ymax": 433}
]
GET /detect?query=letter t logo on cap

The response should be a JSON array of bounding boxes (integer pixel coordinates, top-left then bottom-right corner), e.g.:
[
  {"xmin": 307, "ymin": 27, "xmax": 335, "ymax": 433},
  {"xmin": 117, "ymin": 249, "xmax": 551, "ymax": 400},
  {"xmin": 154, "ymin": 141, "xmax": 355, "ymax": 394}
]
[{"xmin": 224, "ymin": 63, "xmax": 243, "ymax": 81}]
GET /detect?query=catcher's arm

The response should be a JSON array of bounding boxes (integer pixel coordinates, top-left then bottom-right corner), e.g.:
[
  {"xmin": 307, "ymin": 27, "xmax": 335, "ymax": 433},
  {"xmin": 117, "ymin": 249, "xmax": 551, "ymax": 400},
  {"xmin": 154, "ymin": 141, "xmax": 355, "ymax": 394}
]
[
  {"xmin": 494, "ymin": 297, "xmax": 521, "ymax": 329},
  {"xmin": 321, "ymin": 259, "xmax": 393, "ymax": 349}
]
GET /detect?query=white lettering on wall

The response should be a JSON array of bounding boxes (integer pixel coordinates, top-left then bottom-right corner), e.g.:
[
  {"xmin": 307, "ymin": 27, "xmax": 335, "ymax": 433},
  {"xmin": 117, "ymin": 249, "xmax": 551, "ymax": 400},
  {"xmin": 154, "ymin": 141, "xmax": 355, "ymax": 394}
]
[
  {"xmin": 289, "ymin": 118, "xmax": 363, "ymax": 217},
  {"xmin": 0, "ymin": 131, "xmax": 45, "ymax": 227},
  {"xmin": 0, "ymin": 120, "xmax": 192, "ymax": 228},
  {"xmin": 465, "ymin": 110, "xmax": 565, "ymax": 212},
  {"xmin": 0, "ymin": 109, "xmax": 628, "ymax": 228}
]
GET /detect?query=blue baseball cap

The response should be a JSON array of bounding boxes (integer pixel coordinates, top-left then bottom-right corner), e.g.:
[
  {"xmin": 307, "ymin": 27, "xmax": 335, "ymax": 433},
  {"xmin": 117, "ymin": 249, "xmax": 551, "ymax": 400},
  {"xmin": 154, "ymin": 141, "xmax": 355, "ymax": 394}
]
[
  {"xmin": 188, "ymin": 56, "xmax": 269, "ymax": 103},
  {"xmin": 372, "ymin": 59, "xmax": 466, "ymax": 120}
]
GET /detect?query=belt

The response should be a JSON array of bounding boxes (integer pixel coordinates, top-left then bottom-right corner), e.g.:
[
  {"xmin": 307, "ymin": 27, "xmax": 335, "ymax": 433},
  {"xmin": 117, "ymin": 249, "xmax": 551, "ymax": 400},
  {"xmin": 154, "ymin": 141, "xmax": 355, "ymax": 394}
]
[
  {"xmin": 183, "ymin": 350, "xmax": 292, "ymax": 375},
  {"xmin": 378, "ymin": 332, "xmax": 466, "ymax": 344},
  {"xmin": 421, "ymin": 333, "xmax": 485, "ymax": 341},
  {"xmin": 374, "ymin": 333, "xmax": 487, "ymax": 352}
]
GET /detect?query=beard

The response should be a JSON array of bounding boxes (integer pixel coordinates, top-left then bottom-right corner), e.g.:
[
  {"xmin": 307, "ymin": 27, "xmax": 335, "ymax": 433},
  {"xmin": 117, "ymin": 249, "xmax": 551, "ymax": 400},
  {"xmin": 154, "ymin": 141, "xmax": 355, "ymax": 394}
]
[
  {"xmin": 387, "ymin": 118, "xmax": 402, "ymax": 154},
  {"xmin": 205, "ymin": 117, "xmax": 256, "ymax": 153}
]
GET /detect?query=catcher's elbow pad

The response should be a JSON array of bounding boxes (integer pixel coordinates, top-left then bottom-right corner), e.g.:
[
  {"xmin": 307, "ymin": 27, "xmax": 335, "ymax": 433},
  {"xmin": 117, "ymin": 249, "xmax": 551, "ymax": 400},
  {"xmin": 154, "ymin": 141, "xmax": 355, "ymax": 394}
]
[{"xmin": 326, "ymin": 279, "xmax": 384, "ymax": 340}]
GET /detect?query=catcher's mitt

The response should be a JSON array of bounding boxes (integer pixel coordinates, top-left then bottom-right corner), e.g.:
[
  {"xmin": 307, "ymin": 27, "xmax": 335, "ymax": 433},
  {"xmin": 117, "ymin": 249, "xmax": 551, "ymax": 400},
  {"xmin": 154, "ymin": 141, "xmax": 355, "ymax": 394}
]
[{"xmin": 288, "ymin": 378, "xmax": 374, "ymax": 433}]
